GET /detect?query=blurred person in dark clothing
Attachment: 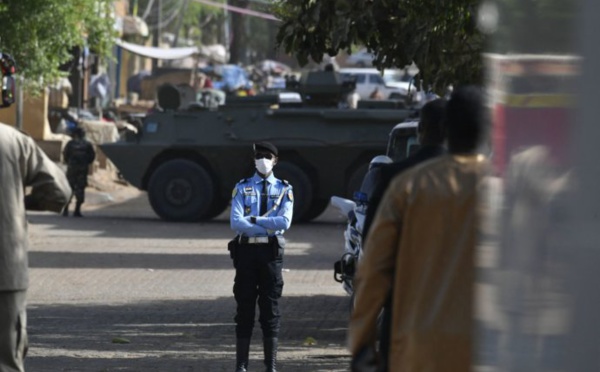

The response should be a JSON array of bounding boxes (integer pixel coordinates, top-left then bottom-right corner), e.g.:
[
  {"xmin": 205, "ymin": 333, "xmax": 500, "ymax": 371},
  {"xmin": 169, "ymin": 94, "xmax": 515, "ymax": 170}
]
[{"xmin": 362, "ymin": 98, "xmax": 448, "ymax": 241}]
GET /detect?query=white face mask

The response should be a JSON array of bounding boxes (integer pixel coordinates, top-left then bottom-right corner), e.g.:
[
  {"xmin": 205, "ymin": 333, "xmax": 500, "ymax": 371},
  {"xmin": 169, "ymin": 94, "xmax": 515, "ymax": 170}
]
[{"xmin": 255, "ymin": 158, "xmax": 274, "ymax": 175}]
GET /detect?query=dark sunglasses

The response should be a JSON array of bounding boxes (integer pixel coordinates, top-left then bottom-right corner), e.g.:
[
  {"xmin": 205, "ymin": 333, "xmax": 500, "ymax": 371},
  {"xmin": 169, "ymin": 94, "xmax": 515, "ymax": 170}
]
[{"xmin": 255, "ymin": 152, "xmax": 274, "ymax": 160}]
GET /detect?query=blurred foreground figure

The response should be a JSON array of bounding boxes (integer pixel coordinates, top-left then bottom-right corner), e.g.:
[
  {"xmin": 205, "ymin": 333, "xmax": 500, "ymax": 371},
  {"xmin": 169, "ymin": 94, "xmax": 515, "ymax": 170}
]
[
  {"xmin": 362, "ymin": 98, "xmax": 448, "ymax": 372},
  {"xmin": 348, "ymin": 86, "xmax": 489, "ymax": 371},
  {"xmin": 0, "ymin": 123, "xmax": 71, "ymax": 371}
]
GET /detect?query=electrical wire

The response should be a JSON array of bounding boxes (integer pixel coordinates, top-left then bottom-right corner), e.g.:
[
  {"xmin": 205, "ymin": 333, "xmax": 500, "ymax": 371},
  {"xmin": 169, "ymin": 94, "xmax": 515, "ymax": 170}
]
[
  {"xmin": 145, "ymin": 0, "xmax": 186, "ymax": 30},
  {"xmin": 141, "ymin": 0, "xmax": 156, "ymax": 19}
]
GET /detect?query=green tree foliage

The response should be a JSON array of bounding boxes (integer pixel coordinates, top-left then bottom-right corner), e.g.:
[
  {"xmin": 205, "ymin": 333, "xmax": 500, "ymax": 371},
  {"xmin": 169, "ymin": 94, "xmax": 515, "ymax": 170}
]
[
  {"xmin": 0, "ymin": 0, "xmax": 116, "ymax": 87},
  {"xmin": 181, "ymin": 2, "xmax": 226, "ymax": 46},
  {"xmin": 133, "ymin": 0, "xmax": 226, "ymax": 46},
  {"xmin": 247, "ymin": 16, "xmax": 279, "ymax": 61},
  {"xmin": 133, "ymin": 0, "xmax": 278, "ymax": 64},
  {"xmin": 273, "ymin": 0, "xmax": 485, "ymax": 92},
  {"xmin": 229, "ymin": 0, "xmax": 250, "ymax": 63},
  {"xmin": 492, "ymin": 0, "xmax": 575, "ymax": 54}
]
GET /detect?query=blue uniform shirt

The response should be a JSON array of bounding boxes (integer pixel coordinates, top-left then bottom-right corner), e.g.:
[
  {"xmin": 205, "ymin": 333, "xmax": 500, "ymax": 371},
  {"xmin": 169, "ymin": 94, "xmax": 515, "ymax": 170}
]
[{"xmin": 230, "ymin": 172, "xmax": 294, "ymax": 237}]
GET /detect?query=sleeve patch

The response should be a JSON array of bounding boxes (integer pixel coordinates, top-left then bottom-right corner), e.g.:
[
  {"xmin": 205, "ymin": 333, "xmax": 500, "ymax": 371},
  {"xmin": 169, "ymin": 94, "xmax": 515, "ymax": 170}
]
[{"xmin": 287, "ymin": 189, "xmax": 294, "ymax": 202}]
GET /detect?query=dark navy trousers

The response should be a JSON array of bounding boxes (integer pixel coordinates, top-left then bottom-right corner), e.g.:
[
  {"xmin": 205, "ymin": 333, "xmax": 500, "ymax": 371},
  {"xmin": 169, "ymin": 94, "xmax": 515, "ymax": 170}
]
[{"xmin": 233, "ymin": 243, "xmax": 284, "ymax": 338}]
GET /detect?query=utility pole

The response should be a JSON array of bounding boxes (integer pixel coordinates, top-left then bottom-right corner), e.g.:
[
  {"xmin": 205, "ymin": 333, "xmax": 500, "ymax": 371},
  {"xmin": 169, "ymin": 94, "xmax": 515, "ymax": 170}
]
[
  {"xmin": 228, "ymin": 0, "xmax": 249, "ymax": 64},
  {"xmin": 15, "ymin": 76, "xmax": 23, "ymax": 130},
  {"xmin": 169, "ymin": 0, "xmax": 190, "ymax": 68},
  {"xmin": 172, "ymin": 0, "xmax": 190, "ymax": 48},
  {"xmin": 152, "ymin": 0, "xmax": 162, "ymax": 72},
  {"xmin": 223, "ymin": 3, "xmax": 230, "ymax": 60}
]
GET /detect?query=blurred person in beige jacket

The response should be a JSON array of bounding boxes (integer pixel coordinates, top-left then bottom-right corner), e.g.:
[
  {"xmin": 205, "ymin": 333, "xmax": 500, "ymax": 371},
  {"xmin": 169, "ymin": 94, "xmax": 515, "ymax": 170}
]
[
  {"xmin": 0, "ymin": 123, "xmax": 71, "ymax": 372},
  {"xmin": 348, "ymin": 86, "xmax": 489, "ymax": 372}
]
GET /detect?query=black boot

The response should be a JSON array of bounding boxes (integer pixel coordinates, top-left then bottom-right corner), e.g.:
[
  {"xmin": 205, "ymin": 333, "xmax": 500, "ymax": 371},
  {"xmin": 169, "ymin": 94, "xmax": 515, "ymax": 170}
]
[
  {"xmin": 235, "ymin": 338, "xmax": 251, "ymax": 372},
  {"xmin": 74, "ymin": 202, "xmax": 83, "ymax": 217},
  {"xmin": 62, "ymin": 206, "xmax": 69, "ymax": 217},
  {"xmin": 263, "ymin": 337, "xmax": 278, "ymax": 372}
]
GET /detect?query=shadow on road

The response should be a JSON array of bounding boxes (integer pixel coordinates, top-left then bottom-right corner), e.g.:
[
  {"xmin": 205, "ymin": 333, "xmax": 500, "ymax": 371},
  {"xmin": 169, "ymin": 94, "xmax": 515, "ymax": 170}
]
[
  {"xmin": 26, "ymin": 296, "xmax": 351, "ymax": 372},
  {"xmin": 29, "ymin": 249, "xmax": 341, "ymax": 272}
]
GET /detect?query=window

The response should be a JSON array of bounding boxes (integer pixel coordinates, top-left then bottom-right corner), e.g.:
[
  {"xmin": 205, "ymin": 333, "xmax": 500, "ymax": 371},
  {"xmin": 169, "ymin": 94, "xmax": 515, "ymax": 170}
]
[
  {"xmin": 386, "ymin": 127, "xmax": 418, "ymax": 161},
  {"xmin": 368, "ymin": 74, "xmax": 385, "ymax": 85},
  {"xmin": 354, "ymin": 74, "xmax": 366, "ymax": 83}
]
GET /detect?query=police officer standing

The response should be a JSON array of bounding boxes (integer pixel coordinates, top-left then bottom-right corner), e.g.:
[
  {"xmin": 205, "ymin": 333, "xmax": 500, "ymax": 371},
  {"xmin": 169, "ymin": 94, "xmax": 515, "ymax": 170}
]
[
  {"xmin": 230, "ymin": 142, "xmax": 294, "ymax": 372},
  {"xmin": 62, "ymin": 126, "xmax": 95, "ymax": 217}
]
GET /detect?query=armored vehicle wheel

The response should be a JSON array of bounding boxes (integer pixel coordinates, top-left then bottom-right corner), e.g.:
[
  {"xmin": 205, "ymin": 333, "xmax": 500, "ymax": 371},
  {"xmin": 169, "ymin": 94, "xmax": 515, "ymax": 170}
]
[
  {"xmin": 346, "ymin": 163, "xmax": 370, "ymax": 198},
  {"xmin": 205, "ymin": 196, "xmax": 229, "ymax": 219},
  {"xmin": 147, "ymin": 159, "xmax": 214, "ymax": 222},
  {"xmin": 275, "ymin": 161, "xmax": 313, "ymax": 223},
  {"xmin": 303, "ymin": 198, "xmax": 329, "ymax": 221}
]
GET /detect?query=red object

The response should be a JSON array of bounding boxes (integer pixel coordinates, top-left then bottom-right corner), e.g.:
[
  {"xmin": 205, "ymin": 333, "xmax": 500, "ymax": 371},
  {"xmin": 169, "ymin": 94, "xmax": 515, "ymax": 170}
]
[{"xmin": 492, "ymin": 103, "xmax": 572, "ymax": 176}]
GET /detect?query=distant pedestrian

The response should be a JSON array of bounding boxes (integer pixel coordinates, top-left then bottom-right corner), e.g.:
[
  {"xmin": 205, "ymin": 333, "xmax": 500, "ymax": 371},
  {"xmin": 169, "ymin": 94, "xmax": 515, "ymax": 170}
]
[
  {"xmin": 0, "ymin": 123, "xmax": 71, "ymax": 372},
  {"xmin": 63, "ymin": 127, "xmax": 95, "ymax": 217},
  {"xmin": 229, "ymin": 142, "xmax": 294, "ymax": 372},
  {"xmin": 349, "ymin": 86, "xmax": 489, "ymax": 371}
]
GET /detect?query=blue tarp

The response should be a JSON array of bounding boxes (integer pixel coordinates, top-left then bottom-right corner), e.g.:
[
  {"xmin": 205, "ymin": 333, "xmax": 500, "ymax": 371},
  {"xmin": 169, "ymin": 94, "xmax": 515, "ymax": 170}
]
[{"xmin": 203, "ymin": 65, "xmax": 252, "ymax": 92}]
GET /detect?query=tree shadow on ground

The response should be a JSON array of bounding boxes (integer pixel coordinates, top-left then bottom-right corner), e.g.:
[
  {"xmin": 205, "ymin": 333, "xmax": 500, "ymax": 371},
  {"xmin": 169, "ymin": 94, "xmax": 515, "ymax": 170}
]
[
  {"xmin": 26, "ymin": 296, "xmax": 351, "ymax": 372},
  {"xmin": 28, "ymin": 249, "xmax": 344, "ymax": 273}
]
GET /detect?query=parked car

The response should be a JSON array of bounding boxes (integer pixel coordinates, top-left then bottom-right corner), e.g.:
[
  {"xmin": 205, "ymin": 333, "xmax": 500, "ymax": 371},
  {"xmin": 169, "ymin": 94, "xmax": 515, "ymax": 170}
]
[
  {"xmin": 339, "ymin": 68, "xmax": 407, "ymax": 100},
  {"xmin": 382, "ymin": 69, "xmax": 418, "ymax": 99},
  {"xmin": 345, "ymin": 48, "xmax": 374, "ymax": 67}
]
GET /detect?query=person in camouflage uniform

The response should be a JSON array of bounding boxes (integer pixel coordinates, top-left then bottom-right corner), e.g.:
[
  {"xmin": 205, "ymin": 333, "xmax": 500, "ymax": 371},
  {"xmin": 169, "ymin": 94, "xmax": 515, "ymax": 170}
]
[{"xmin": 63, "ymin": 127, "xmax": 96, "ymax": 217}]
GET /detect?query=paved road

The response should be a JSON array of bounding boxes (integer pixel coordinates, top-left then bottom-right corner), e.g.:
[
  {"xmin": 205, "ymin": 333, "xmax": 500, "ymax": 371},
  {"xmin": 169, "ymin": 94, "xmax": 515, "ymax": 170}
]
[{"xmin": 24, "ymin": 189, "xmax": 353, "ymax": 371}]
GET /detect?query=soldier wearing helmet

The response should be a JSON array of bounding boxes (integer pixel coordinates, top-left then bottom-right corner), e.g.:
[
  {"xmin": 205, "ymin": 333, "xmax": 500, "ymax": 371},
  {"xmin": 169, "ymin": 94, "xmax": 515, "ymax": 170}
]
[{"xmin": 63, "ymin": 126, "xmax": 95, "ymax": 217}]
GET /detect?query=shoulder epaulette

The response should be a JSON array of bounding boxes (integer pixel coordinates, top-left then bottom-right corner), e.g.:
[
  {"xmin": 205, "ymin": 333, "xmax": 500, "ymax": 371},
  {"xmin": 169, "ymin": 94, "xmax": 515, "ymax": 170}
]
[
  {"xmin": 282, "ymin": 179, "xmax": 289, "ymax": 185},
  {"xmin": 237, "ymin": 178, "xmax": 248, "ymax": 184}
]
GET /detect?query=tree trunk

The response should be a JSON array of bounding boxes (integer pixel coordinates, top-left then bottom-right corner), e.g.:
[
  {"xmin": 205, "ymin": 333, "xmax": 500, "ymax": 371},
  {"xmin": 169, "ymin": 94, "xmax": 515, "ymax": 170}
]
[
  {"xmin": 228, "ymin": 0, "xmax": 249, "ymax": 64},
  {"xmin": 267, "ymin": 21, "xmax": 277, "ymax": 60}
]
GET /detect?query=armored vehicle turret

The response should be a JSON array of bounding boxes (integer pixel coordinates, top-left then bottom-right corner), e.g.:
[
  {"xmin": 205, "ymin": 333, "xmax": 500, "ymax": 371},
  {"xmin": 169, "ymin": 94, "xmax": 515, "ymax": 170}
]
[
  {"xmin": 285, "ymin": 70, "xmax": 355, "ymax": 107},
  {"xmin": 101, "ymin": 70, "xmax": 416, "ymax": 222}
]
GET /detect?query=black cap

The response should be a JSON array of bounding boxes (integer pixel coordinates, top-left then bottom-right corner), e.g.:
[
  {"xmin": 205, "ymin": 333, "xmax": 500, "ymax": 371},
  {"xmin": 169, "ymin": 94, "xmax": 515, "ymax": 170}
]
[{"xmin": 253, "ymin": 141, "xmax": 278, "ymax": 156}]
